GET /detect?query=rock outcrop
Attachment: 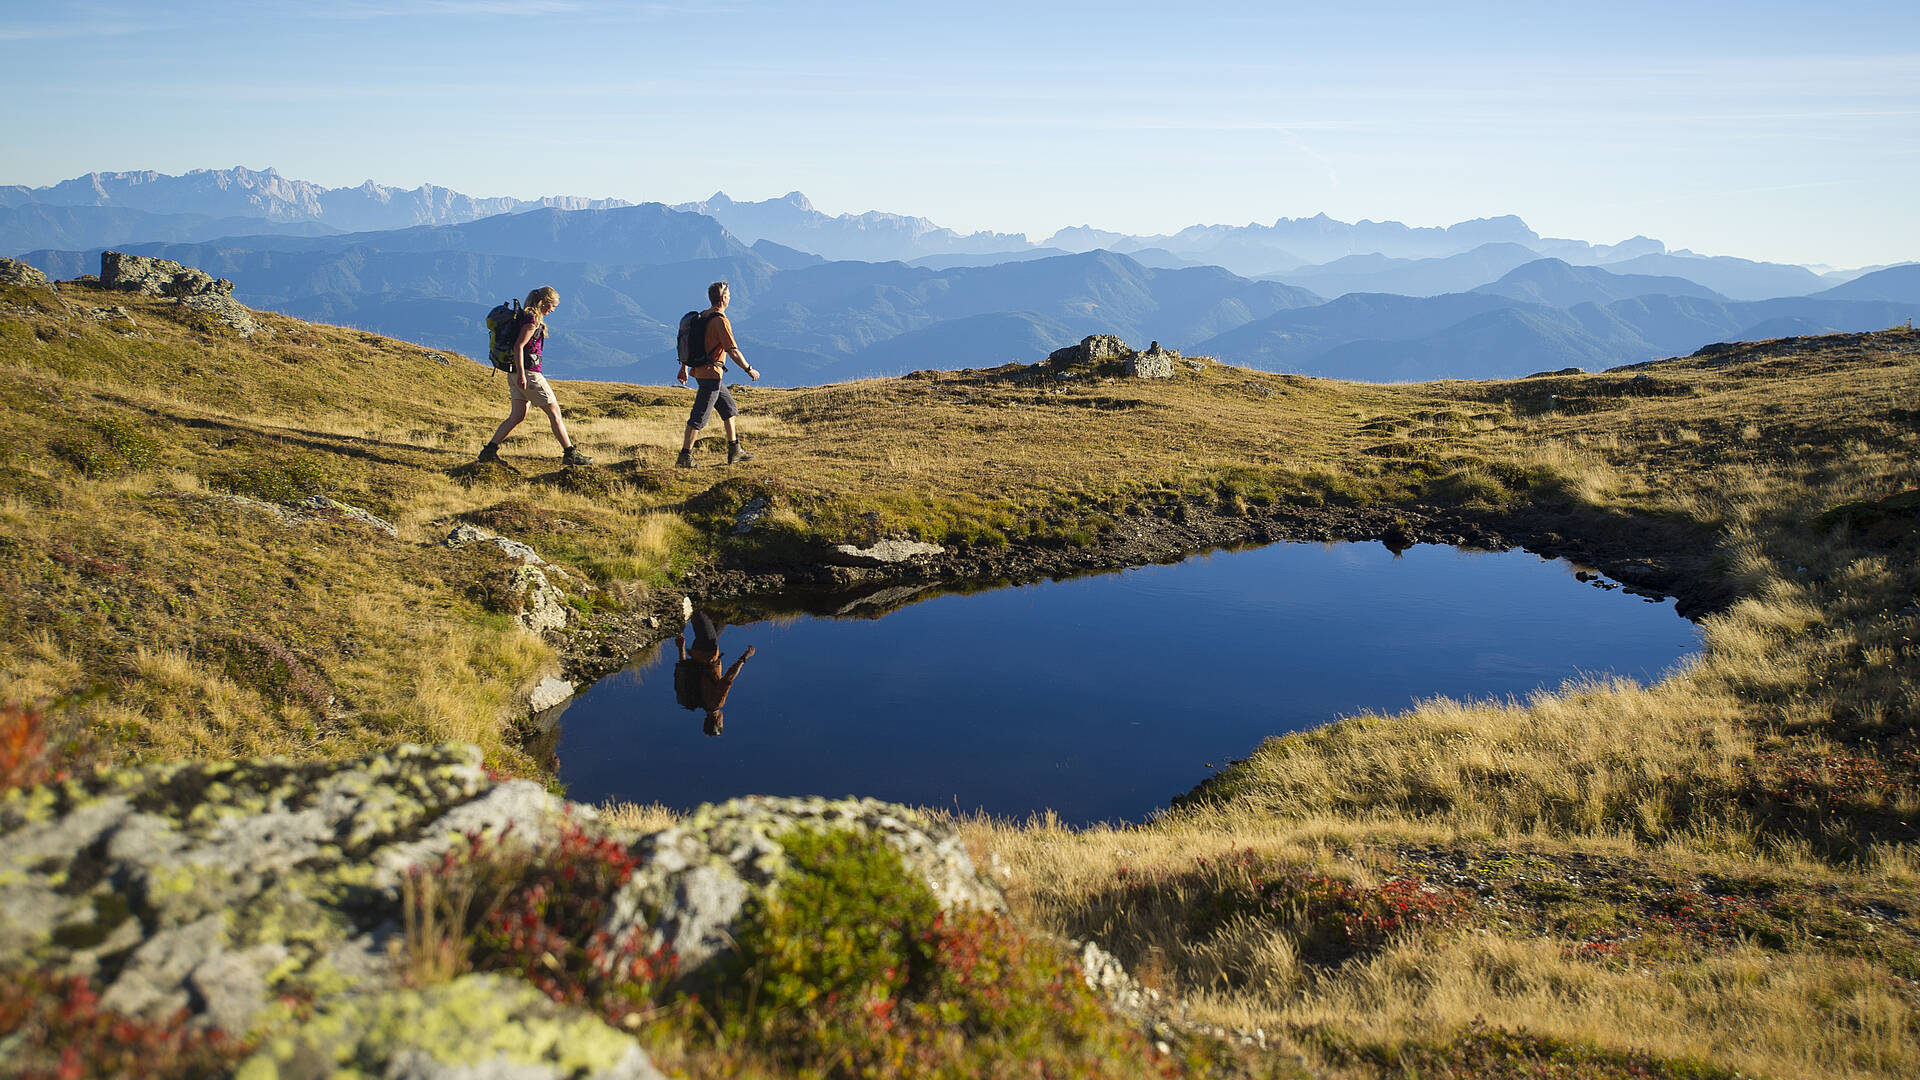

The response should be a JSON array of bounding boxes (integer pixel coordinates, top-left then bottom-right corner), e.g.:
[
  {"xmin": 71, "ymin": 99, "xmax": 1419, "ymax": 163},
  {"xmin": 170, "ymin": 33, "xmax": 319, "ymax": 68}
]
[
  {"xmin": 0, "ymin": 256, "xmax": 49, "ymax": 288},
  {"xmin": 100, "ymin": 251, "xmax": 235, "ymax": 298},
  {"xmin": 1048, "ymin": 334, "xmax": 1131, "ymax": 366},
  {"xmin": 97, "ymin": 250, "xmax": 263, "ymax": 337},
  {"xmin": 1046, "ymin": 334, "xmax": 1184, "ymax": 378},
  {"xmin": 1, "ymin": 745, "xmax": 1010, "ymax": 1078},
  {"xmin": 445, "ymin": 523, "xmax": 578, "ymax": 635},
  {"xmin": 1130, "ymin": 340, "xmax": 1179, "ymax": 379},
  {"xmin": 1, "ymin": 745, "xmax": 570, "ymax": 1034}
]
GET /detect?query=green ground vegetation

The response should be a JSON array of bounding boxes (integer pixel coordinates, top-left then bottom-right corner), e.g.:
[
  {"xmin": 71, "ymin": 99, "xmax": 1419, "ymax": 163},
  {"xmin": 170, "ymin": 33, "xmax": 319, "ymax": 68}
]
[{"xmin": 2, "ymin": 277, "xmax": 1917, "ymax": 1077}]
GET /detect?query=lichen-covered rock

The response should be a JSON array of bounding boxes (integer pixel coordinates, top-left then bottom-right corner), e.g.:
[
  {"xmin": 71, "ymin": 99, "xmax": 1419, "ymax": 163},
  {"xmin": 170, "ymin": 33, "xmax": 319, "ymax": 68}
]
[
  {"xmin": 297, "ymin": 494, "xmax": 397, "ymax": 538},
  {"xmin": 0, "ymin": 256, "xmax": 50, "ymax": 288},
  {"xmin": 234, "ymin": 973, "xmax": 665, "ymax": 1080},
  {"xmin": 514, "ymin": 565, "xmax": 570, "ymax": 634},
  {"xmin": 602, "ymin": 795, "xmax": 1004, "ymax": 980},
  {"xmin": 3, "ymin": 747, "xmax": 1020, "ymax": 1072},
  {"xmin": 0, "ymin": 744, "xmax": 570, "ymax": 1030},
  {"xmin": 178, "ymin": 291, "xmax": 263, "ymax": 337},
  {"xmin": 445, "ymin": 523, "xmax": 565, "ymax": 576},
  {"xmin": 828, "ymin": 538, "xmax": 946, "ymax": 565}
]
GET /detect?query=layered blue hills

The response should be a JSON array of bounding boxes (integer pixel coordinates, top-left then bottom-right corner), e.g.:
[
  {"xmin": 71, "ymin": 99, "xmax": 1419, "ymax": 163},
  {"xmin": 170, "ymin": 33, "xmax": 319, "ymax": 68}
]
[{"xmin": 10, "ymin": 166, "xmax": 1912, "ymax": 386}]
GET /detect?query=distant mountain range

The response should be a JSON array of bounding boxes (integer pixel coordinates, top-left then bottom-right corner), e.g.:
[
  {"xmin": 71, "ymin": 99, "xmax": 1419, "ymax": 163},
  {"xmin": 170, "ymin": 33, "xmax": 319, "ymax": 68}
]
[
  {"xmin": 673, "ymin": 191, "xmax": 1028, "ymax": 262},
  {"xmin": 0, "ymin": 166, "xmax": 629, "ymax": 244},
  {"xmin": 7, "ymin": 166, "xmax": 1915, "ymax": 386}
]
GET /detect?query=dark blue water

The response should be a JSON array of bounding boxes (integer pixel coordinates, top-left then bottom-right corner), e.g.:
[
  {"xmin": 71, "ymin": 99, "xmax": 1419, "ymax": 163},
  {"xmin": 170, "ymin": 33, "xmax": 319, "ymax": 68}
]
[{"xmin": 555, "ymin": 543, "xmax": 1700, "ymax": 825}]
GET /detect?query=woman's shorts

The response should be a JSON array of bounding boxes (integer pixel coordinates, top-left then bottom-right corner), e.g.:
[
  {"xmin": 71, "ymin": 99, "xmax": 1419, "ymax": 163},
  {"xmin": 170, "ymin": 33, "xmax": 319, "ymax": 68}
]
[
  {"xmin": 509, "ymin": 371, "xmax": 559, "ymax": 410},
  {"xmin": 686, "ymin": 378, "xmax": 738, "ymax": 430}
]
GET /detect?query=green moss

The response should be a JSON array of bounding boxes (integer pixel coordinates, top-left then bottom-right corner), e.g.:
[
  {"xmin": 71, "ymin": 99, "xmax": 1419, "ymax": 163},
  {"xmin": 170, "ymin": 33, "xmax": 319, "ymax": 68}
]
[{"xmin": 206, "ymin": 451, "xmax": 339, "ymax": 504}]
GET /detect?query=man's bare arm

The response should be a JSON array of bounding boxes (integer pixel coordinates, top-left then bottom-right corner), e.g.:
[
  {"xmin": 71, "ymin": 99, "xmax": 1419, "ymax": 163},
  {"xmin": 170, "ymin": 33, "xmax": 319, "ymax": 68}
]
[{"xmin": 729, "ymin": 347, "xmax": 759, "ymax": 381}]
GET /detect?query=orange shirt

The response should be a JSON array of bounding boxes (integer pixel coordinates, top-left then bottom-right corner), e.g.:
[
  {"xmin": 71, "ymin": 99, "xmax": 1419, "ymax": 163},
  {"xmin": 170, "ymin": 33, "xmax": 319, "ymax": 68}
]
[{"xmin": 690, "ymin": 312, "xmax": 738, "ymax": 380}]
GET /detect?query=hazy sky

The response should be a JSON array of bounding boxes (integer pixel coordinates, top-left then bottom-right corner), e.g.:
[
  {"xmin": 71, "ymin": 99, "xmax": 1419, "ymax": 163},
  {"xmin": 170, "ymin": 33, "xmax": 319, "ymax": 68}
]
[{"xmin": 4, "ymin": 1, "xmax": 1916, "ymax": 268}]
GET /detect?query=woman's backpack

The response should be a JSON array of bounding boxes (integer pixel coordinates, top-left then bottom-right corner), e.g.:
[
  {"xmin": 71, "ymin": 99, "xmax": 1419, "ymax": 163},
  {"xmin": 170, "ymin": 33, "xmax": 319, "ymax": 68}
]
[{"xmin": 485, "ymin": 299, "xmax": 525, "ymax": 371}]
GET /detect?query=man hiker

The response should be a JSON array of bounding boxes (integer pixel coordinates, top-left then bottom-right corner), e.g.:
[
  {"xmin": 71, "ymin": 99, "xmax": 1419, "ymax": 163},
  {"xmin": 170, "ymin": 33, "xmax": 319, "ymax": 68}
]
[
  {"xmin": 673, "ymin": 607, "xmax": 756, "ymax": 737},
  {"xmin": 479, "ymin": 285, "xmax": 593, "ymax": 466},
  {"xmin": 676, "ymin": 280, "xmax": 760, "ymax": 467}
]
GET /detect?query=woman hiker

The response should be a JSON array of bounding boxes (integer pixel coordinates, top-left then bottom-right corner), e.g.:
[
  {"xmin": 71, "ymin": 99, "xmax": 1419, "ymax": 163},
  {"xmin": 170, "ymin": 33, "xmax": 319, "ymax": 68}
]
[{"xmin": 478, "ymin": 285, "xmax": 593, "ymax": 467}]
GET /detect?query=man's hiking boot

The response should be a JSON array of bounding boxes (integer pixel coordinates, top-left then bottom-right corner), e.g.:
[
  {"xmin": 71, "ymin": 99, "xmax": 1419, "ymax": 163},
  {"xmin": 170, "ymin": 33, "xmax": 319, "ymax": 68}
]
[
  {"xmin": 562, "ymin": 445, "xmax": 594, "ymax": 467},
  {"xmin": 727, "ymin": 440, "xmax": 754, "ymax": 464},
  {"xmin": 477, "ymin": 442, "xmax": 501, "ymax": 463},
  {"xmin": 675, "ymin": 449, "xmax": 695, "ymax": 468}
]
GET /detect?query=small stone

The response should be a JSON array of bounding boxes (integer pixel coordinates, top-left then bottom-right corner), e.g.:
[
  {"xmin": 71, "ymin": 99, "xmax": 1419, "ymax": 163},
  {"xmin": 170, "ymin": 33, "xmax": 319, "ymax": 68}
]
[{"xmin": 529, "ymin": 676, "xmax": 575, "ymax": 713}]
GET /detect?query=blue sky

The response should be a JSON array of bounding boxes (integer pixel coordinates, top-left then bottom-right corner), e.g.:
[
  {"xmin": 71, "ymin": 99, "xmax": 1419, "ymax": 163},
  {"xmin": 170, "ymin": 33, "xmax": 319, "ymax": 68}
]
[{"xmin": 4, "ymin": 1, "xmax": 1916, "ymax": 268}]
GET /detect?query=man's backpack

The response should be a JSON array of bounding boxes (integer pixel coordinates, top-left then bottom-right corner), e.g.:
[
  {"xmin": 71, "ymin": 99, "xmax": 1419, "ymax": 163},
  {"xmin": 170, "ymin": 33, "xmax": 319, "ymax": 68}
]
[
  {"xmin": 672, "ymin": 658, "xmax": 702, "ymax": 710},
  {"xmin": 485, "ymin": 299, "xmax": 525, "ymax": 372},
  {"xmin": 676, "ymin": 310, "xmax": 716, "ymax": 368}
]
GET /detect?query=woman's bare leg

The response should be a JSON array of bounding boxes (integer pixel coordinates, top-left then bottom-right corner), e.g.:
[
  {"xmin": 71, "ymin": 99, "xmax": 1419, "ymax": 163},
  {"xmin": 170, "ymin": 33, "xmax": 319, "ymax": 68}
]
[{"xmin": 490, "ymin": 399, "xmax": 529, "ymax": 446}]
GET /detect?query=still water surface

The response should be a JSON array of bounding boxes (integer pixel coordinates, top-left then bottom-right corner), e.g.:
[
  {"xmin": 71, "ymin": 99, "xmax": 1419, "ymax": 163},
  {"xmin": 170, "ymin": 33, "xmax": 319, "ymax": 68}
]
[{"xmin": 555, "ymin": 542, "xmax": 1701, "ymax": 825}]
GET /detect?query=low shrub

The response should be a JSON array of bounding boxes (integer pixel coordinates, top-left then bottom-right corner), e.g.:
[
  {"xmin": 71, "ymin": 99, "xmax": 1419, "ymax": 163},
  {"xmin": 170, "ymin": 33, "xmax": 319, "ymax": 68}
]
[
  {"xmin": 54, "ymin": 416, "xmax": 160, "ymax": 478},
  {"xmin": 1089, "ymin": 850, "xmax": 1471, "ymax": 978},
  {"xmin": 717, "ymin": 827, "xmax": 1179, "ymax": 1079},
  {"xmin": 399, "ymin": 821, "xmax": 675, "ymax": 1027},
  {"xmin": 0, "ymin": 704, "xmax": 61, "ymax": 791},
  {"xmin": 0, "ymin": 969, "xmax": 253, "ymax": 1080},
  {"xmin": 209, "ymin": 634, "xmax": 334, "ymax": 716},
  {"xmin": 1308, "ymin": 1018, "xmax": 1745, "ymax": 1080}
]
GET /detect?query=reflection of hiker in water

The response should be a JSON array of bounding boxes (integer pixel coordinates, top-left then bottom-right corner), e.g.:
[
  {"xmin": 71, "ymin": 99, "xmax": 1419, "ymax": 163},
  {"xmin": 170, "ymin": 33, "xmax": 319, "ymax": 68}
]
[{"xmin": 673, "ymin": 609, "xmax": 755, "ymax": 736}]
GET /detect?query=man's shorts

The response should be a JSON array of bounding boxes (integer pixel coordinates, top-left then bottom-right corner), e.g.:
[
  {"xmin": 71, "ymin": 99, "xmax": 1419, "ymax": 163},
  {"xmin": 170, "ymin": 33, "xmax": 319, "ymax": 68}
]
[
  {"xmin": 509, "ymin": 370, "xmax": 559, "ymax": 410},
  {"xmin": 686, "ymin": 378, "xmax": 738, "ymax": 430}
]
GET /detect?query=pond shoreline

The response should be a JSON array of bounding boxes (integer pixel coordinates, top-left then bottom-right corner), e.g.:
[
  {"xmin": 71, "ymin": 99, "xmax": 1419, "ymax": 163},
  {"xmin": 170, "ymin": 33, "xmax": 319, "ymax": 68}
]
[{"xmin": 557, "ymin": 496, "xmax": 1729, "ymax": 693}]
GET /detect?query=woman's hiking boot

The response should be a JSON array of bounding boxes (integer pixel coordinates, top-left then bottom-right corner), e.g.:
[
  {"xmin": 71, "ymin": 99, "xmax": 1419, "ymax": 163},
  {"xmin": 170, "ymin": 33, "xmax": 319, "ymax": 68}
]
[
  {"xmin": 477, "ymin": 442, "xmax": 502, "ymax": 463},
  {"xmin": 675, "ymin": 449, "xmax": 695, "ymax": 468},
  {"xmin": 562, "ymin": 445, "xmax": 594, "ymax": 467},
  {"xmin": 727, "ymin": 440, "xmax": 754, "ymax": 464}
]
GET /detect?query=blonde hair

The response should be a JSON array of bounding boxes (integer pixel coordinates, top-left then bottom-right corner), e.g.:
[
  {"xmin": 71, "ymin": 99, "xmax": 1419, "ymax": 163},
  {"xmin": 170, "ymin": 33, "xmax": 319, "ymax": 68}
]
[{"xmin": 524, "ymin": 286, "xmax": 559, "ymax": 316}]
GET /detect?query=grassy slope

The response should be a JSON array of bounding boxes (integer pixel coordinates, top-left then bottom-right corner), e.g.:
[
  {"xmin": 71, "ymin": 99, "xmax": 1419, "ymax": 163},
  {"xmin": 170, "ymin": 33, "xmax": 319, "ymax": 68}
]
[{"xmin": 3, "ymin": 279, "xmax": 1917, "ymax": 1077}]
